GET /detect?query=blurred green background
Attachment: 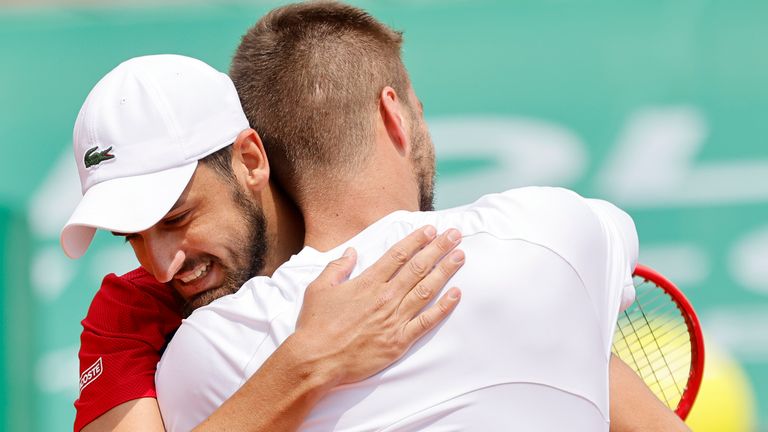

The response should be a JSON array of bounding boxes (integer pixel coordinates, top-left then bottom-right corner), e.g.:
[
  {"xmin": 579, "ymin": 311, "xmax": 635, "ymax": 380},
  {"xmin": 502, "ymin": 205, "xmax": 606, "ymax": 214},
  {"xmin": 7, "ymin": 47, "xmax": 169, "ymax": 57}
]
[{"xmin": 1, "ymin": 0, "xmax": 766, "ymax": 430}]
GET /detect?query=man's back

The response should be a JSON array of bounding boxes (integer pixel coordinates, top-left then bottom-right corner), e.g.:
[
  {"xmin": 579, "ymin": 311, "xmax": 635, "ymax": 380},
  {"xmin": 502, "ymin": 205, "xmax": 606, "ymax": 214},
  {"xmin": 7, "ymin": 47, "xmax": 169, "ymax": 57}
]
[{"xmin": 157, "ymin": 187, "xmax": 638, "ymax": 431}]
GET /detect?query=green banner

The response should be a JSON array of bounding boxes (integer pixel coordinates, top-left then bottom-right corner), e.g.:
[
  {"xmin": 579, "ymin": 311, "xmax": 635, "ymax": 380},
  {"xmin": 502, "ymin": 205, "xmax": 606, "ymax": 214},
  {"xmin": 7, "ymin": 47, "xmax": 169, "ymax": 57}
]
[{"xmin": 2, "ymin": 1, "xmax": 766, "ymax": 429}]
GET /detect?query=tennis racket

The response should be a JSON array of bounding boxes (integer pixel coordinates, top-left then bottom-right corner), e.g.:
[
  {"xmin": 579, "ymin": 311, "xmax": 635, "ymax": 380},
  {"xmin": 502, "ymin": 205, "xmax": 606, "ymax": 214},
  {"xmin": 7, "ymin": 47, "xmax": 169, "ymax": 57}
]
[{"xmin": 611, "ymin": 264, "xmax": 705, "ymax": 420}]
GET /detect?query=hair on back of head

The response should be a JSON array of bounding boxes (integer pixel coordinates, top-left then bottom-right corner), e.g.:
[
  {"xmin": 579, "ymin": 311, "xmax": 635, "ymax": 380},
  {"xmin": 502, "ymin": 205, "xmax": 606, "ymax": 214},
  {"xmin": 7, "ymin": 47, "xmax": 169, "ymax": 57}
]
[{"xmin": 230, "ymin": 1, "xmax": 412, "ymax": 203}]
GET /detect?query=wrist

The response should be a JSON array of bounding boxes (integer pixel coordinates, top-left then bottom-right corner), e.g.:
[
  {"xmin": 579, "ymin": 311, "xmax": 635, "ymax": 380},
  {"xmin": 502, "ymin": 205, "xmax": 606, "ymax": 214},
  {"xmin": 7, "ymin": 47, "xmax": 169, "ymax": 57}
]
[{"xmin": 281, "ymin": 331, "xmax": 344, "ymax": 398}]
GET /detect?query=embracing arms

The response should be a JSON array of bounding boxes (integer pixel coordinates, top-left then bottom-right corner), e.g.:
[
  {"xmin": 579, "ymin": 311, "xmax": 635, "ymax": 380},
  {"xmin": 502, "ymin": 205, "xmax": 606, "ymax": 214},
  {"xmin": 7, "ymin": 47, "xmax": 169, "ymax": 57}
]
[{"xmin": 79, "ymin": 226, "xmax": 463, "ymax": 431}]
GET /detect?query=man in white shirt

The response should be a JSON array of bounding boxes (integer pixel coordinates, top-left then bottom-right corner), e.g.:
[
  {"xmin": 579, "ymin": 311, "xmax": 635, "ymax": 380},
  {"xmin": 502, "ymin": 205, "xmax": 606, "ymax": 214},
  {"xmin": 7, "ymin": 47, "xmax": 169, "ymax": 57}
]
[
  {"xmin": 153, "ymin": 2, "xmax": 688, "ymax": 431},
  {"xmin": 158, "ymin": 187, "xmax": 638, "ymax": 431}
]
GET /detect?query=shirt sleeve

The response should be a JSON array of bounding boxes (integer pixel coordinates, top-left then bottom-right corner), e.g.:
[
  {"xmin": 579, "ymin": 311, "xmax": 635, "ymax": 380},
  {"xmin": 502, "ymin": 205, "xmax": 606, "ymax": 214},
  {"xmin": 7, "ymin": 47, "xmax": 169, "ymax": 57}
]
[
  {"xmin": 74, "ymin": 267, "xmax": 183, "ymax": 432},
  {"xmin": 583, "ymin": 197, "xmax": 639, "ymax": 353},
  {"xmin": 156, "ymin": 277, "xmax": 285, "ymax": 432},
  {"xmin": 585, "ymin": 198, "xmax": 639, "ymax": 309},
  {"xmin": 488, "ymin": 187, "xmax": 639, "ymax": 354}
]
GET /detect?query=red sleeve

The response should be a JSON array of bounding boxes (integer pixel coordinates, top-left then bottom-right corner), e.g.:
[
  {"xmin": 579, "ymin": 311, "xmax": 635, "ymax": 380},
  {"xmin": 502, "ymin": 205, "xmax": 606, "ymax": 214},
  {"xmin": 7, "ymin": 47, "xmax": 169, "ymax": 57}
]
[{"xmin": 74, "ymin": 267, "xmax": 183, "ymax": 431}]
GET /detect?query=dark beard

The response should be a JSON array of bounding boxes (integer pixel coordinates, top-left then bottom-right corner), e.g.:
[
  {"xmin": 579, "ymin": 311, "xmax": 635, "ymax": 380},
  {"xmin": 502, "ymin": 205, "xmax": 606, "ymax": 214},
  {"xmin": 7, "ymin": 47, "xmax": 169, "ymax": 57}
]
[
  {"xmin": 418, "ymin": 175, "xmax": 435, "ymax": 212},
  {"xmin": 181, "ymin": 184, "xmax": 268, "ymax": 317},
  {"xmin": 405, "ymin": 105, "xmax": 436, "ymax": 212},
  {"xmin": 411, "ymin": 123, "xmax": 436, "ymax": 211}
]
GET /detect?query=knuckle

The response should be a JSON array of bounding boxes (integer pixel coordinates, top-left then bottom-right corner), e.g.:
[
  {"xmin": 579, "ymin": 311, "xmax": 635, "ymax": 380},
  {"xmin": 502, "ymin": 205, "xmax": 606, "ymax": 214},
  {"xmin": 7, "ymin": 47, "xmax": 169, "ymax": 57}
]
[
  {"xmin": 374, "ymin": 290, "xmax": 393, "ymax": 311},
  {"xmin": 408, "ymin": 259, "xmax": 430, "ymax": 278},
  {"xmin": 353, "ymin": 276, "xmax": 371, "ymax": 292},
  {"xmin": 389, "ymin": 332, "xmax": 407, "ymax": 351},
  {"xmin": 437, "ymin": 261, "xmax": 453, "ymax": 278},
  {"xmin": 327, "ymin": 258, "xmax": 346, "ymax": 270},
  {"xmin": 389, "ymin": 246, "xmax": 410, "ymax": 266},
  {"xmin": 413, "ymin": 282, "xmax": 432, "ymax": 300},
  {"xmin": 437, "ymin": 298, "xmax": 452, "ymax": 314},
  {"xmin": 436, "ymin": 235, "xmax": 454, "ymax": 253},
  {"xmin": 417, "ymin": 313, "xmax": 433, "ymax": 332}
]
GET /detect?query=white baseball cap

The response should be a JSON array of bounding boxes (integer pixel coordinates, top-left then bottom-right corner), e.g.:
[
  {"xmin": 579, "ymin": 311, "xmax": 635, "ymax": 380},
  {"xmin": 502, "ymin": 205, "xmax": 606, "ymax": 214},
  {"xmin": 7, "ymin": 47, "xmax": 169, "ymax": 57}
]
[{"xmin": 60, "ymin": 54, "xmax": 250, "ymax": 259}]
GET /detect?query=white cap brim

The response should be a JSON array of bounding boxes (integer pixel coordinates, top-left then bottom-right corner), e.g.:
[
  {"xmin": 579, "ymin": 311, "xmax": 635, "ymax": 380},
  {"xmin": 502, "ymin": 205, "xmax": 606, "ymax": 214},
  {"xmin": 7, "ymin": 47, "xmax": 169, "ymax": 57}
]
[{"xmin": 60, "ymin": 161, "xmax": 198, "ymax": 259}]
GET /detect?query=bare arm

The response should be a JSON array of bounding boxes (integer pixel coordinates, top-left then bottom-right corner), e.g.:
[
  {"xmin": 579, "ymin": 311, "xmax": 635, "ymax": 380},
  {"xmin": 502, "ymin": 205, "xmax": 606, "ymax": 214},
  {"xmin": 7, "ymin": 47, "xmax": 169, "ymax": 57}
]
[
  {"xmin": 609, "ymin": 354, "xmax": 691, "ymax": 432},
  {"xmin": 82, "ymin": 399, "xmax": 164, "ymax": 432},
  {"xmin": 83, "ymin": 226, "xmax": 463, "ymax": 431}
]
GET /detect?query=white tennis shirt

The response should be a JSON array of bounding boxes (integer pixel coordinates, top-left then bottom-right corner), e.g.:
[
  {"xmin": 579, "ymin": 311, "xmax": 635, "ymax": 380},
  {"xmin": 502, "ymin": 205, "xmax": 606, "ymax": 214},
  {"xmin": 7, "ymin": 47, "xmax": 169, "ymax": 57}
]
[{"xmin": 156, "ymin": 187, "xmax": 638, "ymax": 431}]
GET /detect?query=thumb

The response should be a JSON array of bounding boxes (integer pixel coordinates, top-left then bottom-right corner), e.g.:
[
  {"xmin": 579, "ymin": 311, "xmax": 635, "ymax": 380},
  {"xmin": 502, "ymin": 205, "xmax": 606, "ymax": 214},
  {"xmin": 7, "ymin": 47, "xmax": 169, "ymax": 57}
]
[{"xmin": 317, "ymin": 247, "xmax": 357, "ymax": 287}]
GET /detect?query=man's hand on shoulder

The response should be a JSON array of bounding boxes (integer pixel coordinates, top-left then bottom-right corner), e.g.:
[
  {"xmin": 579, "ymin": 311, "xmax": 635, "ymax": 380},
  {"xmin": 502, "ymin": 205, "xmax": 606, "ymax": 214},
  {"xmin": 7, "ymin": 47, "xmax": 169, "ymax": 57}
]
[
  {"xmin": 291, "ymin": 225, "xmax": 464, "ymax": 389},
  {"xmin": 193, "ymin": 226, "xmax": 464, "ymax": 432}
]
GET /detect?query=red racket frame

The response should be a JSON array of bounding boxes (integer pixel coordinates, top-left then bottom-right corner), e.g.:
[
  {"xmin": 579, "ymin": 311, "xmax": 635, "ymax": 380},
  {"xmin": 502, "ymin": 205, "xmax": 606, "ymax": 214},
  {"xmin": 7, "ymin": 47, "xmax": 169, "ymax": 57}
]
[{"xmin": 631, "ymin": 264, "xmax": 705, "ymax": 420}]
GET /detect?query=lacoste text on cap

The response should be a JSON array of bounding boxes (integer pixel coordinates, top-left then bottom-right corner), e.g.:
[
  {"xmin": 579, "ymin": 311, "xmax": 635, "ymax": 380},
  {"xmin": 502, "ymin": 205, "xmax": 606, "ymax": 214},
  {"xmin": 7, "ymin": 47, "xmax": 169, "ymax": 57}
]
[{"xmin": 60, "ymin": 54, "xmax": 250, "ymax": 259}]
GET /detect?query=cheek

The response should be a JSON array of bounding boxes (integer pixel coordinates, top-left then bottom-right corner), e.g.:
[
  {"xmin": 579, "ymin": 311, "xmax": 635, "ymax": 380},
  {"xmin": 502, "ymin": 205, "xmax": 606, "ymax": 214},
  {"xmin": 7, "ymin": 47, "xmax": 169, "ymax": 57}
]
[
  {"xmin": 184, "ymin": 216, "xmax": 249, "ymax": 259},
  {"xmin": 127, "ymin": 240, "xmax": 148, "ymax": 269}
]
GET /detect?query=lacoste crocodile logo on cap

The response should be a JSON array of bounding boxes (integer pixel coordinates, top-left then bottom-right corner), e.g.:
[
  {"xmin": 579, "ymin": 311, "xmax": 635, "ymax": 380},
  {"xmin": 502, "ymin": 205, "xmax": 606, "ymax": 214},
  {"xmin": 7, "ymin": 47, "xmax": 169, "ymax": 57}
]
[{"xmin": 84, "ymin": 146, "xmax": 115, "ymax": 168}]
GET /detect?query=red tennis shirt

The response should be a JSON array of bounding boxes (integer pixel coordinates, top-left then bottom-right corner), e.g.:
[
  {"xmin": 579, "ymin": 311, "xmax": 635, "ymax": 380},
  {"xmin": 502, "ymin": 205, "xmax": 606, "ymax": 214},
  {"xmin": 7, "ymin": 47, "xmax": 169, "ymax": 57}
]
[{"xmin": 74, "ymin": 267, "xmax": 183, "ymax": 431}]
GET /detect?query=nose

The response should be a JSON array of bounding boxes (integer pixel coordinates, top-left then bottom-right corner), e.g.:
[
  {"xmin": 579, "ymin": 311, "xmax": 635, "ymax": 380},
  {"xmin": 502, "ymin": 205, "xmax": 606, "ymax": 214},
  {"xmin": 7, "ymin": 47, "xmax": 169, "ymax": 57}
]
[{"xmin": 141, "ymin": 234, "xmax": 186, "ymax": 283}]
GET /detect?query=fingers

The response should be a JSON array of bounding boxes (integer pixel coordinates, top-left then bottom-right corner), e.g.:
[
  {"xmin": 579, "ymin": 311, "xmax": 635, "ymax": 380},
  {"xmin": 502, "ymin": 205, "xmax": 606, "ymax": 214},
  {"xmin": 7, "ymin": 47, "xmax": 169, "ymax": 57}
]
[
  {"xmin": 312, "ymin": 247, "xmax": 358, "ymax": 288},
  {"xmin": 390, "ymin": 228, "xmax": 462, "ymax": 291},
  {"xmin": 402, "ymin": 287, "xmax": 461, "ymax": 343},
  {"xmin": 362, "ymin": 225, "xmax": 438, "ymax": 282},
  {"xmin": 397, "ymin": 248, "xmax": 464, "ymax": 318}
]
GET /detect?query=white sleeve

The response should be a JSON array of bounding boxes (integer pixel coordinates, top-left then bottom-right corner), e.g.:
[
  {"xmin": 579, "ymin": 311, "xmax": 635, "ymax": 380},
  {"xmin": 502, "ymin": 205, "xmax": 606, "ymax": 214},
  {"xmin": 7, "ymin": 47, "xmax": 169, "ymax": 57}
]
[
  {"xmin": 490, "ymin": 187, "xmax": 638, "ymax": 354},
  {"xmin": 155, "ymin": 308, "xmax": 246, "ymax": 431},
  {"xmin": 584, "ymin": 197, "xmax": 639, "ymax": 353},
  {"xmin": 586, "ymin": 198, "xmax": 639, "ymax": 308},
  {"xmin": 155, "ymin": 275, "xmax": 293, "ymax": 431}
]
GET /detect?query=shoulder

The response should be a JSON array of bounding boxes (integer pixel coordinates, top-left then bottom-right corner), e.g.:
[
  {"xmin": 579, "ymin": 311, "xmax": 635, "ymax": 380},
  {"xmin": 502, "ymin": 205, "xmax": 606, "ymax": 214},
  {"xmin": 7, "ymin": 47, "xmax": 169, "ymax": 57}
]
[
  {"xmin": 450, "ymin": 187, "xmax": 606, "ymax": 241},
  {"xmin": 156, "ymin": 275, "xmax": 291, "ymax": 425},
  {"xmin": 464, "ymin": 187, "xmax": 637, "ymax": 280},
  {"xmin": 474, "ymin": 186, "xmax": 635, "ymax": 238},
  {"xmin": 475, "ymin": 186, "xmax": 594, "ymax": 217},
  {"xmin": 76, "ymin": 268, "xmax": 180, "ymax": 431},
  {"xmin": 157, "ymin": 276, "xmax": 283, "ymax": 389},
  {"xmin": 155, "ymin": 305, "xmax": 249, "ymax": 430},
  {"xmin": 92, "ymin": 267, "xmax": 181, "ymax": 311},
  {"xmin": 82, "ymin": 267, "xmax": 181, "ymax": 348}
]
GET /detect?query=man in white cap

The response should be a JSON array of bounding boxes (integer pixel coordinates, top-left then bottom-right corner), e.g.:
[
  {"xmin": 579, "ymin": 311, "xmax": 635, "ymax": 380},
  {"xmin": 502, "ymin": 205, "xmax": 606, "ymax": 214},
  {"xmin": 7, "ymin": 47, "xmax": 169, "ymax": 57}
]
[{"xmin": 64, "ymin": 53, "xmax": 465, "ymax": 431}]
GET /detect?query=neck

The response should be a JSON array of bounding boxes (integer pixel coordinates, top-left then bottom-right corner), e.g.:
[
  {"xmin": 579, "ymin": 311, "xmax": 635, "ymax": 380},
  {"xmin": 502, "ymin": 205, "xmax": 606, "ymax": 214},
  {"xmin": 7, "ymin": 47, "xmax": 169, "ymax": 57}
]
[
  {"xmin": 301, "ymin": 169, "xmax": 419, "ymax": 252},
  {"xmin": 261, "ymin": 182, "xmax": 304, "ymax": 275}
]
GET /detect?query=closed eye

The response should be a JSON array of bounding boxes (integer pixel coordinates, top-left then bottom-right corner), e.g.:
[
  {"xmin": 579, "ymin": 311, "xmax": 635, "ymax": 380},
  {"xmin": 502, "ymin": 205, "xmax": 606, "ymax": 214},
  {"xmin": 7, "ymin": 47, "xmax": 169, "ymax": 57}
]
[
  {"xmin": 111, "ymin": 231, "xmax": 137, "ymax": 244},
  {"xmin": 162, "ymin": 210, "xmax": 190, "ymax": 227}
]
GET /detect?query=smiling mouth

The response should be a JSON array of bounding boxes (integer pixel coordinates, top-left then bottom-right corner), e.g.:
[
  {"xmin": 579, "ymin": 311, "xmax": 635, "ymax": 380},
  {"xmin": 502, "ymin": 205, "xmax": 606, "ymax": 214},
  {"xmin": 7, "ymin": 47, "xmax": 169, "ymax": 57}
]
[{"xmin": 177, "ymin": 260, "xmax": 211, "ymax": 284}]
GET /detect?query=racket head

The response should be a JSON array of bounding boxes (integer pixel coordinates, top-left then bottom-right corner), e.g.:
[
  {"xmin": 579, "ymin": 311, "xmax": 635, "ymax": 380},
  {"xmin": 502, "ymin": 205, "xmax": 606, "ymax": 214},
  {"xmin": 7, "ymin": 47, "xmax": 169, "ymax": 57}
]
[{"xmin": 612, "ymin": 264, "xmax": 705, "ymax": 420}]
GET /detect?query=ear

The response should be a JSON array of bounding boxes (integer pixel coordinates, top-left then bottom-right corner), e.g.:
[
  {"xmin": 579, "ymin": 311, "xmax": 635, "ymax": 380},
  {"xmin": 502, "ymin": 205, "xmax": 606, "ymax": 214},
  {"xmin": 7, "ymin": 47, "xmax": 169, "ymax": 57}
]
[
  {"xmin": 231, "ymin": 128, "xmax": 270, "ymax": 191},
  {"xmin": 379, "ymin": 86, "xmax": 410, "ymax": 155}
]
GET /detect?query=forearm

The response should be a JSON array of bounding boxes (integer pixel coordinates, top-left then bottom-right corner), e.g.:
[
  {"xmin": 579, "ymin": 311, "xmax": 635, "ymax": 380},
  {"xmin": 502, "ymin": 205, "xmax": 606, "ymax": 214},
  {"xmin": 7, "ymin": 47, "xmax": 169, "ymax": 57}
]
[
  {"xmin": 83, "ymin": 334, "xmax": 333, "ymax": 432},
  {"xmin": 609, "ymin": 354, "xmax": 690, "ymax": 432}
]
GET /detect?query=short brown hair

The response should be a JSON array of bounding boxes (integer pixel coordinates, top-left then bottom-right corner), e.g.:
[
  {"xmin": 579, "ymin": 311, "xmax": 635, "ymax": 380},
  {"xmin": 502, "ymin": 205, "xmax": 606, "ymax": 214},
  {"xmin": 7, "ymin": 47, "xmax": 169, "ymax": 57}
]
[
  {"xmin": 199, "ymin": 144, "xmax": 235, "ymax": 181},
  {"xmin": 230, "ymin": 1, "xmax": 412, "ymax": 202}
]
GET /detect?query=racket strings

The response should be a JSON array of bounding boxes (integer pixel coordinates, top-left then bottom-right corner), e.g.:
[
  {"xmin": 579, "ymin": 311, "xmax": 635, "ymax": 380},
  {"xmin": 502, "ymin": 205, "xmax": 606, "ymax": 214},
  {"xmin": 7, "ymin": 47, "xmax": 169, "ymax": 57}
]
[
  {"xmin": 616, "ymin": 284, "xmax": 678, "ymax": 406},
  {"xmin": 612, "ymin": 277, "xmax": 693, "ymax": 409},
  {"xmin": 635, "ymin": 292, "xmax": 683, "ymax": 402}
]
